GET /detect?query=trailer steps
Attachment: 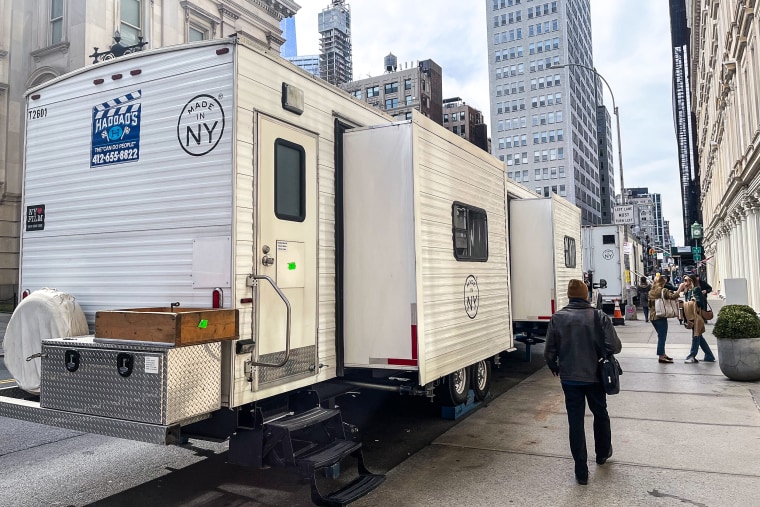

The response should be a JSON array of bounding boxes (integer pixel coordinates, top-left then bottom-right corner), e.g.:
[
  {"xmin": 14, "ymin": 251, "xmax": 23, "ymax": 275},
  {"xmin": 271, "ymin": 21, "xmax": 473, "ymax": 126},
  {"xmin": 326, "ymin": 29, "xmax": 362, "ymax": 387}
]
[{"xmin": 264, "ymin": 406, "xmax": 384, "ymax": 506}]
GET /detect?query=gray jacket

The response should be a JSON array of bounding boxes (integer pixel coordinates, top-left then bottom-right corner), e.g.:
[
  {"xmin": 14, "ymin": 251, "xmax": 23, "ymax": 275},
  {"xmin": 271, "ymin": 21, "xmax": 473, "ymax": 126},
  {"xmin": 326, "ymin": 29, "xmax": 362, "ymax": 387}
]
[{"xmin": 544, "ymin": 300, "xmax": 622, "ymax": 383}]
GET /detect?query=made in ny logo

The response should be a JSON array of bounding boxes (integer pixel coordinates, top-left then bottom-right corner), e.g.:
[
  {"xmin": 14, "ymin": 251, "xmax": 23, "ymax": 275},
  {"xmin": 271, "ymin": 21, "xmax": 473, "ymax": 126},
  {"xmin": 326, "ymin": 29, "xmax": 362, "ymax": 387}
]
[
  {"xmin": 177, "ymin": 94, "xmax": 225, "ymax": 156},
  {"xmin": 464, "ymin": 275, "xmax": 479, "ymax": 319}
]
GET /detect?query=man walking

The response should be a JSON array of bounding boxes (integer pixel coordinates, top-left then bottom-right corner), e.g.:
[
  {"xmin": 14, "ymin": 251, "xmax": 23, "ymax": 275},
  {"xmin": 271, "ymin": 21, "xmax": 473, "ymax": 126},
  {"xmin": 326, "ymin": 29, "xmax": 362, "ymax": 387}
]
[{"xmin": 544, "ymin": 279, "xmax": 622, "ymax": 485}]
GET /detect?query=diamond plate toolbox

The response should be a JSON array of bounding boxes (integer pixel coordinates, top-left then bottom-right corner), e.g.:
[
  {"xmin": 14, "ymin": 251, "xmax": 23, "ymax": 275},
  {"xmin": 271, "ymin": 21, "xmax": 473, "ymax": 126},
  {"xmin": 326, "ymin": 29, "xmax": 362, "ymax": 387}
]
[{"xmin": 40, "ymin": 337, "xmax": 221, "ymax": 425}]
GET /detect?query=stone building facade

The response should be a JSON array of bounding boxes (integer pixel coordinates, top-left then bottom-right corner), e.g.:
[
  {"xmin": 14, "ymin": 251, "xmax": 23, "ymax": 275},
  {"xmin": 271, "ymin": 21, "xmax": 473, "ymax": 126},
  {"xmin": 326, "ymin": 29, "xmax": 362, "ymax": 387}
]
[{"xmin": 688, "ymin": 0, "xmax": 760, "ymax": 307}]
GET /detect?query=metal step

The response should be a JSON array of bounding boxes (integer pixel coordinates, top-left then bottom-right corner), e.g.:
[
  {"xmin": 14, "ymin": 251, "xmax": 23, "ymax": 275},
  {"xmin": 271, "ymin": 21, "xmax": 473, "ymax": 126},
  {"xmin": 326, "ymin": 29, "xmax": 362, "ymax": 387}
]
[
  {"xmin": 266, "ymin": 407, "xmax": 340, "ymax": 432},
  {"xmin": 311, "ymin": 472, "xmax": 386, "ymax": 507},
  {"xmin": 296, "ymin": 438, "xmax": 362, "ymax": 476}
]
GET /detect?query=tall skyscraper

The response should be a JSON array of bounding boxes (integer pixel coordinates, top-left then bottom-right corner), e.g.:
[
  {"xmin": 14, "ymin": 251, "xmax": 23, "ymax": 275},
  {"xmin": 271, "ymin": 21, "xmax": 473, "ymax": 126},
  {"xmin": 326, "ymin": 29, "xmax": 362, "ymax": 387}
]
[
  {"xmin": 279, "ymin": 17, "xmax": 298, "ymax": 58},
  {"xmin": 318, "ymin": 0, "xmax": 353, "ymax": 86},
  {"xmin": 597, "ymin": 105, "xmax": 615, "ymax": 223},
  {"xmin": 486, "ymin": 0, "xmax": 604, "ymax": 225}
]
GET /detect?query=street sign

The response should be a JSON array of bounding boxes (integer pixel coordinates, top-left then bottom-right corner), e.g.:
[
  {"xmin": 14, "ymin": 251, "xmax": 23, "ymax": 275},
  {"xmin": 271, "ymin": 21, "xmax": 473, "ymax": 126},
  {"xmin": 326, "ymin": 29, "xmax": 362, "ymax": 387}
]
[
  {"xmin": 694, "ymin": 253, "xmax": 702, "ymax": 261},
  {"xmin": 692, "ymin": 246, "xmax": 702, "ymax": 255},
  {"xmin": 623, "ymin": 242, "xmax": 632, "ymax": 254},
  {"xmin": 613, "ymin": 205, "xmax": 635, "ymax": 225}
]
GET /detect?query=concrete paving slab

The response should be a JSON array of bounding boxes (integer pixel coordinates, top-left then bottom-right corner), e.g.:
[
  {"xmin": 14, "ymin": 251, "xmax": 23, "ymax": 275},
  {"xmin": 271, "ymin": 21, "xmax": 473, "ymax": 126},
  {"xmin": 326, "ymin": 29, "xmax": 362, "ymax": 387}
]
[{"xmin": 353, "ymin": 445, "xmax": 757, "ymax": 507}]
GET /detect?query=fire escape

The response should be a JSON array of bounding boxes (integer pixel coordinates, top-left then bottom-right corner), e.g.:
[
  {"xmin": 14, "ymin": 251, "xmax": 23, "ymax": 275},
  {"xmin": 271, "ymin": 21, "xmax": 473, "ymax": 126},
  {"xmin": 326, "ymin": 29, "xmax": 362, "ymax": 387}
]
[{"xmin": 669, "ymin": 0, "xmax": 701, "ymax": 244}]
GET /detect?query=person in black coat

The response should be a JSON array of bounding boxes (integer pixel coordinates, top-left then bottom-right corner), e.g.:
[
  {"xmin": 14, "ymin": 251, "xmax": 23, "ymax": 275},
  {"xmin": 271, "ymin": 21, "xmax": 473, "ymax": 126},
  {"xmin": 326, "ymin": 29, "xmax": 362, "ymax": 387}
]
[{"xmin": 544, "ymin": 279, "xmax": 622, "ymax": 485}]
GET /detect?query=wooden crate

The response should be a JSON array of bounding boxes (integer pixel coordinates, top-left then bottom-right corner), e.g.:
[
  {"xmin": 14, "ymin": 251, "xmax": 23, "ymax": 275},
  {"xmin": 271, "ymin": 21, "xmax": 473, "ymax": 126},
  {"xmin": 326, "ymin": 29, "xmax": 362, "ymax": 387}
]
[{"xmin": 95, "ymin": 308, "xmax": 239, "ymax": 346}]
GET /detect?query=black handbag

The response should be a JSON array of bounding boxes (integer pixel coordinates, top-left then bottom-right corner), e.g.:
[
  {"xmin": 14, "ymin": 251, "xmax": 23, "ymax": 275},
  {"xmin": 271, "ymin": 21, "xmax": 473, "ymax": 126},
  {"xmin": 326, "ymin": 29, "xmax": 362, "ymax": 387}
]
[{"xmin": 593, "ymin": 310, "xmax": 622, "ymax": 395}]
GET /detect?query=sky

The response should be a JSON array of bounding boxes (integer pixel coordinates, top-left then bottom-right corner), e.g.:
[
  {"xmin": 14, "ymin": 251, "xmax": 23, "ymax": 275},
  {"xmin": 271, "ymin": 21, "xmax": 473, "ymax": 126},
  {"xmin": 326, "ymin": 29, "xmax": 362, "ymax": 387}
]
[{"xmin": 290, "ymin": 0, "xmax": 684, "ymax": 244}]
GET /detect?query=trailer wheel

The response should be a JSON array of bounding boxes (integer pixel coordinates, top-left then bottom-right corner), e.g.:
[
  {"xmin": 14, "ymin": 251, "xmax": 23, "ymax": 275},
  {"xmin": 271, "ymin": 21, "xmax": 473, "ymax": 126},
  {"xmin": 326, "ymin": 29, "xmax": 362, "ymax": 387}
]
[
  {"xmin": 471, "ymin": 359, "xmax": 492, "ymax": 401},
  {"xmin": 435, "ymin": 367, "xmax": 470, "ymax": 406}
]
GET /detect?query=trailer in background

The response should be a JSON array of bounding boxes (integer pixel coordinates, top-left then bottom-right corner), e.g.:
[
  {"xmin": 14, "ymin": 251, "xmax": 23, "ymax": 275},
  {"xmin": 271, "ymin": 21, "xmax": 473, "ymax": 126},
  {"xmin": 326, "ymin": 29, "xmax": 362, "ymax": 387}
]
[{"xmin": 509, "ymin": 195, "xmax": 583, "ymax": 336}]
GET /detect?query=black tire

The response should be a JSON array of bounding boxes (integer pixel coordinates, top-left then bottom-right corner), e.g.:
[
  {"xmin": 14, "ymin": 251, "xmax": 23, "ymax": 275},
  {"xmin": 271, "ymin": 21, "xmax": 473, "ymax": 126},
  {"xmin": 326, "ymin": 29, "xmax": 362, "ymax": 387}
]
[
  {"xmin": 471, "ymin": 359, "xmax": 492, "ymax": 401},
  {"xmin": 435, "ymin": 367, "xmax": 470, "ymax": 406}
]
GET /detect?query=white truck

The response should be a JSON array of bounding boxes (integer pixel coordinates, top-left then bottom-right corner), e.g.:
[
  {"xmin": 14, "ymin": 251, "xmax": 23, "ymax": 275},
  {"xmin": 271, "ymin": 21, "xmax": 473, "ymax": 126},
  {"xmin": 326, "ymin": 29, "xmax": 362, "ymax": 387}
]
[
  {"xmin": 0, "ymin": 38, "xmax": 518, "ymax": 505},
  {"xmin": 582, "ymin": 224, "xmax": 643, "ymax": 316},
  {"xmin": 508, "ymin": 193, "xmax": 583, "ymax": 336}
]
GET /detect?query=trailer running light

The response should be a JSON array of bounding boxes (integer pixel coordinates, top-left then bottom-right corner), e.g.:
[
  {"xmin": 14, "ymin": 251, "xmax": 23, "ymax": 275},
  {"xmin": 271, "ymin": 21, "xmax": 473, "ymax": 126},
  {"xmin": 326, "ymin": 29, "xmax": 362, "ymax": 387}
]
[
  {"xmin": 93, "ymin": 78, "xmax": 104, "ymax": 85},
  {"xmin": 212, "ymin": 288, "xmax": 223, "ymax": 308},
  {"xmin": 111, "ymin": 73, "xmax": 123, "ymax": 80},
  {"xmin": 551, "ymin": 298, "xmax": 556, "ymax": 314},
  {"xmin": 22, "ymin": 289, "xmax": 31, "ymax": 299},
  {"xmin": 216, "ymin": 48, "xmax": 230, "ymax": 55},
  {"xmin": 30, "ymin": 94, "xmax": 40, "ymax": 100},
  {"xmin": 130, "ymin": 69, "xmax": 142, "ymax": 76}
]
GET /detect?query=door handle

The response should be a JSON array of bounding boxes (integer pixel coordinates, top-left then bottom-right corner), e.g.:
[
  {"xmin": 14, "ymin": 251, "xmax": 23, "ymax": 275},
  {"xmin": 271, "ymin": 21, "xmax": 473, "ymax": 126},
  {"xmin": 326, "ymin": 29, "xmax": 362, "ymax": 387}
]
[{"xmin": 262, "ymin": 254, "xmax": 275, "ymax": 266}]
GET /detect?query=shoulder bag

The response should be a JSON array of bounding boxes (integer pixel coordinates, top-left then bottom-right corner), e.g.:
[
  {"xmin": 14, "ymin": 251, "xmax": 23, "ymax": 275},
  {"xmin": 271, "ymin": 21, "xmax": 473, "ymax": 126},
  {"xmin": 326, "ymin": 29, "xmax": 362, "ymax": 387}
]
[
  {"xmin": 593, "ymin": 310, "xmax": 622, "ymax": 395},
  {"xmin": 701, "ymin": 300, "xmax": 714, "ymax": 321},
  {"xmin": 654, "ymin": 290, "xmax": 679, "ymax": 319}
]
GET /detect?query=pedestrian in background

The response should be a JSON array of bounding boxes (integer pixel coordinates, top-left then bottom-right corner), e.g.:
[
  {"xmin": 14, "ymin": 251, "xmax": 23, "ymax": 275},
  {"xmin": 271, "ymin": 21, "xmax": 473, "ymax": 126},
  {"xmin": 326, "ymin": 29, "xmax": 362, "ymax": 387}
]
[
  {"xmin": 693, "ymin": 272, "xmax": 713, "ymax": 299},
  {"xmin": 682, "ymin": 275, "xmax": 716, "ymax": 363},
  {"xmin": 637, "ymin": 276, "xmax": 652, "ymax": 322},
  {"xmin": 545, "ymin": 279, "xmax": 622, "ymax": 485},
  {"xmin": 649, "ymin": 275, "xmax": 685, "ymax": 363}
]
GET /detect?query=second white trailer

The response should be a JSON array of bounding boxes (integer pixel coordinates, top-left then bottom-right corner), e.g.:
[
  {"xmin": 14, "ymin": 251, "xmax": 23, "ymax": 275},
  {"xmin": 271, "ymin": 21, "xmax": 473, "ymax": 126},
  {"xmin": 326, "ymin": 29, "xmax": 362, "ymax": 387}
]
[
  {"xmin": 342, "ymin": 114, "xmax": 513, "ymax": 404},
  {"xmin": 509, "ymin": 195, "xmax": 582, "ymax": 334}
]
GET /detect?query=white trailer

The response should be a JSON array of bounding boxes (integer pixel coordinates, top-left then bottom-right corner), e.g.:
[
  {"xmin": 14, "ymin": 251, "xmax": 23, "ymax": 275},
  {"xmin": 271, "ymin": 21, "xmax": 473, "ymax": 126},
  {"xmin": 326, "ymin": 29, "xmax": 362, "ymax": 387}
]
[
  {"xmin": 509, "ymin": 194, "xmax": 582, "ymax": 334},
  {"xmin": 342, "ymin": 116, "xmax": 513, "ymax": 404},
  {"xmin": 582, "ymin": 225, "xmax": 641, "ymax": 314},
  {"xmin": 0, "ymin": 38, "xmax": 518, "ymax": 504}
]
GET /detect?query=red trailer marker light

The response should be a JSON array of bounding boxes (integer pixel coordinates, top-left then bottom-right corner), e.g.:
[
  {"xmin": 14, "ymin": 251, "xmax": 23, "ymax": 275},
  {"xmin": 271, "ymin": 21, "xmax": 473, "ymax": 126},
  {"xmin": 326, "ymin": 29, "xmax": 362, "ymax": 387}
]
[
  {"xmin": 212, "ymin": 288, "xmax": 223, "ymax": 308},
  {"xmin": 22, "ymin": 289, "xmax": 31, "ymax": 299}
]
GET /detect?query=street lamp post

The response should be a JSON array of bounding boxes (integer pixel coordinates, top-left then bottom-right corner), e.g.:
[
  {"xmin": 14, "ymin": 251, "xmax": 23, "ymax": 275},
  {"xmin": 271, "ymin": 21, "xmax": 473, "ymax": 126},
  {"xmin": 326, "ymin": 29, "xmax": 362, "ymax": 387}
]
[{"xmin": 555, "ymin": 63, "xmax": 634, "ymax": 318}]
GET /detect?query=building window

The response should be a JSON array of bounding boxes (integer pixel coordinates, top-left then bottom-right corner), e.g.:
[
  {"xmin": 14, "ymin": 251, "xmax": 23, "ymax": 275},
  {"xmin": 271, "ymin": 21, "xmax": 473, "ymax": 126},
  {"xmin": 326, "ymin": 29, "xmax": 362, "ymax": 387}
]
[
  {"xmin": 384, "ymin": 98, "xmax": 398, "ymax": 109},
  {"xmin": 351, "ymin": 90, "xmax": 362, "ymax": 99},
  {"xmin": 50, "ymin": 0, "xmax": 64, "ymax": 44},
  {"xmin": 444, "ymin": 113, "xmax": 449, "ymax": 123},
  {"xmin": 120, "ymin": 0, "xmax": 142, "ymax": 45},
  {"xmin": 452, "ymin": 203, "xmax": 489, "ymax": 262},
  {"xmin": 189, "ymin": 25, "xmax": 207, "ymax": 42},
  {"xmin": 405, "ymin": 95, "xmax": 413, "ymax": 105},
  {"xmin": 366, "ymin": 86, "xmax": 379, "ymax": 97},
  {"xmin": 384, "ymin": 82, "xmax": 399, "ymax": 94},
  {"xmin": 274, "ymin": 139, "xmax": 306, "ymax": 222},
  {"xmin": 564, "ymin": 236, "xmax": 577, "ymax": 268}
]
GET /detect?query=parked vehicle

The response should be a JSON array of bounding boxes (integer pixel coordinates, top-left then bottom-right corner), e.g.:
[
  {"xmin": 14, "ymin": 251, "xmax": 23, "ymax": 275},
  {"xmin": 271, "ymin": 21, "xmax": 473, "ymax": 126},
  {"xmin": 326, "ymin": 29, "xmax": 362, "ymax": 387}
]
[
  {"xmin": 581, "ymin": 225, "xmax": 643, "ymax": 315},
  {"xmin": 508, "ymin": 194, "xmax": 583, "ymax": 336},
  {"xmin": 0, "ymin": 38, "xmax": 521, "ymax": 505}
]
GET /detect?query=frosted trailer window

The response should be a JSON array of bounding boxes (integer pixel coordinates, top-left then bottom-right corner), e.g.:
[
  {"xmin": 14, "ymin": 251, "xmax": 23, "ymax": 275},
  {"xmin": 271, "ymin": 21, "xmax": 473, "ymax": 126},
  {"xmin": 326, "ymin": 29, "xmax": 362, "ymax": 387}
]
[
  {"xmin": 274, "ymin": 139, "xmax": 305, "ymax": 222},
  {"xmin": 452, "ymin": 203, "xmax": 488, "ymax": 262},
  {"xmin": 564, "ymin": 236, "xmax": 577, "ymax": 268}
]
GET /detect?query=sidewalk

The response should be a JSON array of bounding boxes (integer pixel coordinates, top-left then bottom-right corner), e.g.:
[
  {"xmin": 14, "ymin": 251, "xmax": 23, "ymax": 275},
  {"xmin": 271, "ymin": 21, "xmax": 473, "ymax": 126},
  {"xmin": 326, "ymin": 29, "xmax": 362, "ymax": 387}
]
[{"xmin": 355, "ymin": 306, "xmax": 760, "ymax": 506}]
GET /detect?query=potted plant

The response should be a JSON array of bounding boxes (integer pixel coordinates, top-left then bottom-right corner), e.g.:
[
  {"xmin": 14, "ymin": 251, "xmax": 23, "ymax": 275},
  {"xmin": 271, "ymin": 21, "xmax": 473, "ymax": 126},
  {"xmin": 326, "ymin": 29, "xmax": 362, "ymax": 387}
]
[{"xmin": 712, "ymin": 304, "xmax": 760, "ymax": 381}]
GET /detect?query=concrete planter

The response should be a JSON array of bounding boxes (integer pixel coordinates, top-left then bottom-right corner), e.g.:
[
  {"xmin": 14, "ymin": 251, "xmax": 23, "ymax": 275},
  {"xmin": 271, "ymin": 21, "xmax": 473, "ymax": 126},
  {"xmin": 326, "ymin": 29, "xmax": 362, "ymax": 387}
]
[{"xmin": 717, "ymin": 337, "xmax": 760, "ymax": 381}]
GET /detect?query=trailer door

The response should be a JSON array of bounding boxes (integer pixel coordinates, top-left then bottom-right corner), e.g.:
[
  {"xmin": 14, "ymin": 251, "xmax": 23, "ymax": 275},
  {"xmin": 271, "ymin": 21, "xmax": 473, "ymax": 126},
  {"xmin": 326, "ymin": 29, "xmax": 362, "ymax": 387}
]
[{"xmin": 254, "ymin": 115, "xmax": 318, "ymax": 388}]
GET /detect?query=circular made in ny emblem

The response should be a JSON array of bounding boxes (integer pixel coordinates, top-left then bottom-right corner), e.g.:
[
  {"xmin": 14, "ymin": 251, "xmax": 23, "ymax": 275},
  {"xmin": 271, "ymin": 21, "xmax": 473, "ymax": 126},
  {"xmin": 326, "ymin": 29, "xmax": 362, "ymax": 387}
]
[
  {"xmin": 177, "ymin": 94, "xmax": 225, "ymax": 156},
  {"xmin": 602, "ymin": 249, "xmax": 615, "ymax": 260},
  {"xmin": 464, "ymin": 275, "xmax": 479, "ymax": 319}
]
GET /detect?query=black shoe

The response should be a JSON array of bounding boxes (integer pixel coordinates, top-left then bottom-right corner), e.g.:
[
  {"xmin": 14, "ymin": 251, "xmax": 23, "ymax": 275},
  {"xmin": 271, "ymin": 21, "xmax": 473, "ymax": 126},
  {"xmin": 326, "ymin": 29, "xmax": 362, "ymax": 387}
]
[
  {"xmin": 596, "ymin": 445, "xmax": 613, "ymax": 465},
  {"xmin": 575, "ymin": 464, "xmax": 589, "ymax": 485},
  {"xmin": 576, "ymin": 474, "xmax": 588, "ymax": 485}
]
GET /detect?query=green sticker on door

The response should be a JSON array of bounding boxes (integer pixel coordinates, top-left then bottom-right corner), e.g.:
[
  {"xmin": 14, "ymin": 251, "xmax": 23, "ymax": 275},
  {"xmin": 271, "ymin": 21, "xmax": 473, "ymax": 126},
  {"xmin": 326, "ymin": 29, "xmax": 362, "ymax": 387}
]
[
  {"xmin": 288, "ymin": 262, "xmax": 296, "ymax": 270},
  {"xmin": 198, "ymin": 319, "xmax": 208, "ymax": 329}
]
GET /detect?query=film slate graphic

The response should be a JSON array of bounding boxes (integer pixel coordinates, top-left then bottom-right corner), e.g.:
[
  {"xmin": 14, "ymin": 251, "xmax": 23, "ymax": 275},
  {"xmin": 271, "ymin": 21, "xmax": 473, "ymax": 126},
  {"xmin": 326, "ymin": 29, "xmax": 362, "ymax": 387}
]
[{"xmin": 91, "ymin": 90, "xmax": 142, "ymax": 168}]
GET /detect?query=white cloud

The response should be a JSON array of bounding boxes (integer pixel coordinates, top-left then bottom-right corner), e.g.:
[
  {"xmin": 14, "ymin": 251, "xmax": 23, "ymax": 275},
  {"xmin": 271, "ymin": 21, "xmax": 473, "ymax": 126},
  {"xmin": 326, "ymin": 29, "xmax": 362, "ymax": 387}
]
[{"xmin": 291, "ymin": 0, "xmax": 684, "ymax": 243}]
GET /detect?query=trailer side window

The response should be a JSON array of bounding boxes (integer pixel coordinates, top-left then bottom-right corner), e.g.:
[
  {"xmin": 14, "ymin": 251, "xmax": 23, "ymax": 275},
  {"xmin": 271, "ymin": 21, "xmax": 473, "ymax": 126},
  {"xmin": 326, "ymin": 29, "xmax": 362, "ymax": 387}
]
[
  {"xmin": 602, "ymin": 234, "xmax": 616, "ymax": 244},
  {"xmin": 564, "ymin": 236, "xmax": 577, "ymax": 268},
  {"xmin": 452, "ymin": 203, "xmax": 488, "ymax": 262},
  {"xmin": 274, "ymin": 138, "xmax": 306, "ymax": 222}
]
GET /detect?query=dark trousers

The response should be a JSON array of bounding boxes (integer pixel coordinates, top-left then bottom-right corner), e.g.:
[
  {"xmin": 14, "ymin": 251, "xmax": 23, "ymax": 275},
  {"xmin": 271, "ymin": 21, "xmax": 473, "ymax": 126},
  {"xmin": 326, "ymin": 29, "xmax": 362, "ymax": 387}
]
[{"xmin": 561, "ymin": 382, "xmax": 611, "ymax": 474}]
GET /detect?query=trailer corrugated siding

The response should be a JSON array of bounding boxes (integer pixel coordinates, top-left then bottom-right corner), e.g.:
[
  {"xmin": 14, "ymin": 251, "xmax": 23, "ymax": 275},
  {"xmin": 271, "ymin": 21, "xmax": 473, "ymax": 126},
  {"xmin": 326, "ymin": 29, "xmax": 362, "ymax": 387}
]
[
  {"xmin": 413, "ymin": 115, "xmax": 511, "ymax": 385},
  {"xmin": 21, "ymin": 45, "xmax": 235, "ymax": 322},
  {"xmin": 551, "ymin": 195, "xmax": 583, "ymax": 311}
]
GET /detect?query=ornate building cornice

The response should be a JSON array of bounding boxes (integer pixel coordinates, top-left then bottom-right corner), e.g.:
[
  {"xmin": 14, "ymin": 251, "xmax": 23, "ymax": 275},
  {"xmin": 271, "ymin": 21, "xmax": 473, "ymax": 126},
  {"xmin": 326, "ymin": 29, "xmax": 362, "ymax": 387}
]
[{"xmin": 30, "ymin": 41, "xmax": 70, "ymax": 63}]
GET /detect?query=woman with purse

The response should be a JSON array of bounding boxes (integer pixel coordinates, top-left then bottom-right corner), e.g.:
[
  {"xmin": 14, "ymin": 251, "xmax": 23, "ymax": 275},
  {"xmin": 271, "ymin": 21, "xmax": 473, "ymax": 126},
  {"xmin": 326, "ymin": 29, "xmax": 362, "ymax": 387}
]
[
  {"xmin": 648, "ymin": 275, "xmax": 685, "ymax": 363},
  {"xmin": 683, "ymin": 275, "xmax": 716, "ymax": 363}
]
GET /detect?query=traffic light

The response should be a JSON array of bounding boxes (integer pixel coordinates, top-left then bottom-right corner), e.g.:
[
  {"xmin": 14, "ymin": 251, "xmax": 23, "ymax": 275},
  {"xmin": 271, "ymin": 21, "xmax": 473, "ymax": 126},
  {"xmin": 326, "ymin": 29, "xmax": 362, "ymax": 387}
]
[{"xmin": 648, "ymin": 248, "xmax": 655, "ymax": 256}]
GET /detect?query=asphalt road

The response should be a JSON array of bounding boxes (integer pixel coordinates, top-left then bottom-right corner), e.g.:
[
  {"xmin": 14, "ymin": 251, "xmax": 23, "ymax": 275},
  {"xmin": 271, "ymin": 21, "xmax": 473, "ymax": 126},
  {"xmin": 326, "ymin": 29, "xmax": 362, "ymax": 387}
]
[{"xmin": 0, "ymin": 347, "xmax": 543, "ymax": 507}]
